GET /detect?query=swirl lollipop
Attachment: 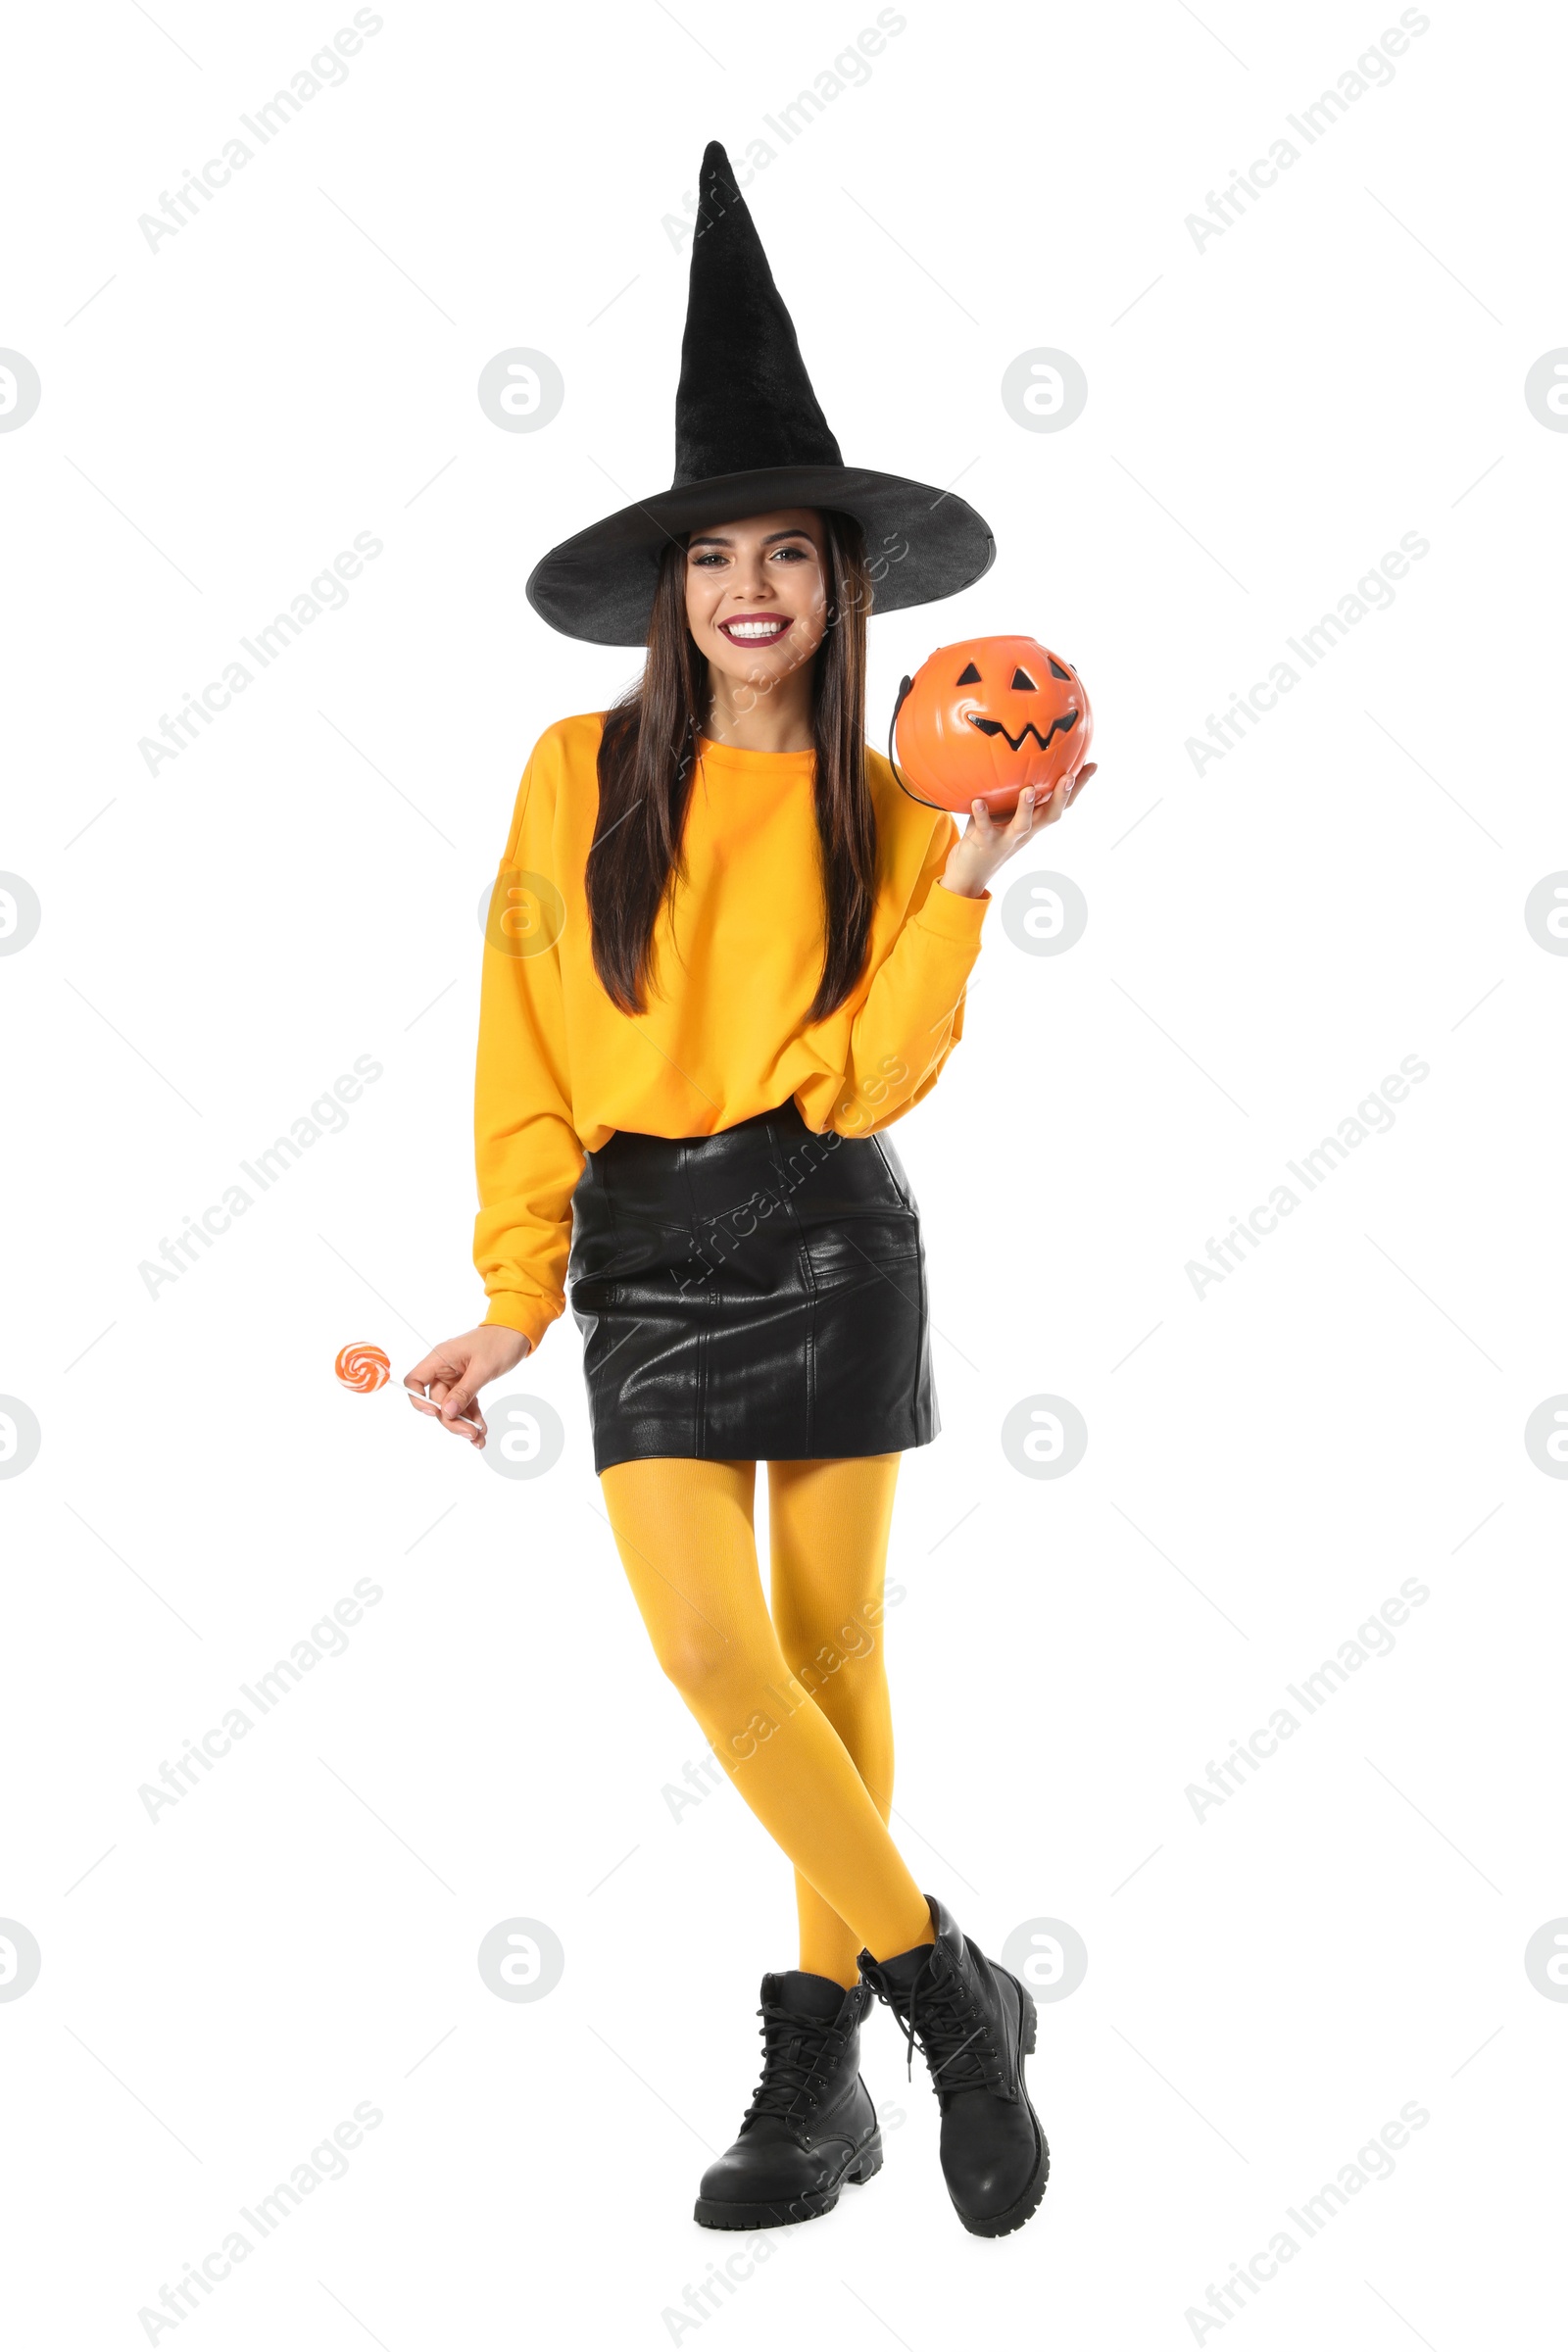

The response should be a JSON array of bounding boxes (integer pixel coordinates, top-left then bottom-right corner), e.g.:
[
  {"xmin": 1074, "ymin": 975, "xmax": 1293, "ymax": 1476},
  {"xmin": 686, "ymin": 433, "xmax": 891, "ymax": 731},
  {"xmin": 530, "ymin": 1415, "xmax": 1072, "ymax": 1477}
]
[{"xmin": 334, "ymin": 1343, "xmax": 391, "ymax": 1394}]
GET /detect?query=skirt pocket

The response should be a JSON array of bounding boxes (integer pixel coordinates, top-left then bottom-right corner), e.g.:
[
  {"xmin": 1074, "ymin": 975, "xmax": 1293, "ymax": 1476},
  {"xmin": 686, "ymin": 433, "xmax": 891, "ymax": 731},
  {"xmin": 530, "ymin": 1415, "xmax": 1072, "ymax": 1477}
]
[
  {"xmin": 791, "ymin": 1128, "xmax": 923, "ymax": 1286},
  {"xmin": 798, "ymin": 1217, "xmax": 923, "ymax": 1289}
]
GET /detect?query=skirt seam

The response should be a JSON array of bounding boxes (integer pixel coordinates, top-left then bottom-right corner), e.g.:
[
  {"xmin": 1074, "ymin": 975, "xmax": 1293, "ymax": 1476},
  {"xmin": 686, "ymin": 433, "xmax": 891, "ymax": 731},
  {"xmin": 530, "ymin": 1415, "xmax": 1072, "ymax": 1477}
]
[
  {"xmin": 677, "ymin": 1134, "xmax": 708, "ymax": 1458},
  {"xmin": 873, "ymin": 1131, "xmax": 922, "ymax": 1444},
  {"xmin": 760, "ymin": 1112, "xmax": 818, "ymax": 1454},
  {"xmin": 912, "ymin": 1244, "xmax": 928, "ymax": 1446},
  {"xmin": 870, "ymin": 1130, "xmax": 911, "ymax": 1210},
  {"xmin": 599, "ymin": 1149, "xmax": 627, "ymax": 1311}
]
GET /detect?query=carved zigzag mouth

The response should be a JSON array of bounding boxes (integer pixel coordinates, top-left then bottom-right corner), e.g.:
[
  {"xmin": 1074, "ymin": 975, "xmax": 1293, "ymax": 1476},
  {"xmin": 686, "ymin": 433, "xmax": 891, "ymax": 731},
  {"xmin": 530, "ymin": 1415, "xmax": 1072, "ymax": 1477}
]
[{"xmin": 966, "ymin": 710, "xmax": 1080, "ymax": 753}]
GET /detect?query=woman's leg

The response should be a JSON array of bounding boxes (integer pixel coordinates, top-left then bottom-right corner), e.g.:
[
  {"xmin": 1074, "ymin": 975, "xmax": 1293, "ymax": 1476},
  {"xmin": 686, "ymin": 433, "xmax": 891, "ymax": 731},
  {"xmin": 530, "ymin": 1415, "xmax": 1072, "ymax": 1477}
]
[
  {"xmin": 766, "ymin": 1454, "xmax": 902, "ymax": 1989},
  {"xmin": 598, "ymin": 1454, "xmax": 934, "ymax": 1965}
]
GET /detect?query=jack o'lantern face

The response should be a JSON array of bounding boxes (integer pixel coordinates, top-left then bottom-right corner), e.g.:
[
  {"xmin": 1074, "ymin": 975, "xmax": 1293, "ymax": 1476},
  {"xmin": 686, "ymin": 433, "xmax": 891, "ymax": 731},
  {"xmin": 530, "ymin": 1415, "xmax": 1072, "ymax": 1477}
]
[
  {"xmin": 960, "ymin": 655, "xmax": 1079, "ymax": 751},
  {"xmin": 893, "ymin": 635, "xmax": 1094, "ymax": 818}
]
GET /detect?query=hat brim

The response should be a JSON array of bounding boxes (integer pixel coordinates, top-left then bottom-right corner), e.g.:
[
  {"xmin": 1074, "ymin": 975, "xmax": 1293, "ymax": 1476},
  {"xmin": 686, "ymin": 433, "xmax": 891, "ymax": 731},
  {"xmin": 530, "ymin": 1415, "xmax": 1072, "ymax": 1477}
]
[{"xmin": 523, "ymin": 465, "xmax": 995, "ymax": 646}]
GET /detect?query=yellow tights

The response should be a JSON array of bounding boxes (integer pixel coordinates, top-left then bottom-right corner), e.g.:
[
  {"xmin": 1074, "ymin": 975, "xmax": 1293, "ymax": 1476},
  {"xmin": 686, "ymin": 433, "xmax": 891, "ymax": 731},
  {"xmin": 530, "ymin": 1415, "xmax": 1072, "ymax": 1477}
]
[{"xmin": 598, "ymin": 1454, "xmax": 936, "ymax": 1988}]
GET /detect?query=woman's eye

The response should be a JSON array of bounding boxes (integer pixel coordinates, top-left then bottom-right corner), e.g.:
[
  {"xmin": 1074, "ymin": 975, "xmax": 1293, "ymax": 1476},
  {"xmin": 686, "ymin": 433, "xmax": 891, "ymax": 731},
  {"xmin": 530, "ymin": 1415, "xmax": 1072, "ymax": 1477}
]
[{"xmin": 690, "ymin": 544, "xmax": 809, "ymax": 568}]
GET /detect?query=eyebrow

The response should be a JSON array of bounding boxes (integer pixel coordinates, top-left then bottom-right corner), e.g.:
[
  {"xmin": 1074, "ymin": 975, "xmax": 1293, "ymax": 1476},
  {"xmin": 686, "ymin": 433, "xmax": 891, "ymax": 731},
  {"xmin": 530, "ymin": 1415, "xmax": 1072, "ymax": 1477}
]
[{"xmin": 686, "ymin": 528, "xmax": 814, "ymax": 550}]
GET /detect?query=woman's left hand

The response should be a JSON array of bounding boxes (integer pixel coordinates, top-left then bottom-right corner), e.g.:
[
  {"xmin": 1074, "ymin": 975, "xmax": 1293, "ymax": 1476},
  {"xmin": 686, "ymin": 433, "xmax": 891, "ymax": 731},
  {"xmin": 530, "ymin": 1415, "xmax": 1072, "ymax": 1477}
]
[{"xmin": 939, "ymin": 763, "xmax": 1097, "ymax": 901}]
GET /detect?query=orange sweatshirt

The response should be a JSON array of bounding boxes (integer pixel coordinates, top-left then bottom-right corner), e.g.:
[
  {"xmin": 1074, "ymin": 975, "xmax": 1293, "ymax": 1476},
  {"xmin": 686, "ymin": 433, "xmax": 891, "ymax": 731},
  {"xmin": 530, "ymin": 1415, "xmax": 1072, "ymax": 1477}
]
[{"xmin": 472, "ymin": 712, "xmax": 991, "ymax": 1352}]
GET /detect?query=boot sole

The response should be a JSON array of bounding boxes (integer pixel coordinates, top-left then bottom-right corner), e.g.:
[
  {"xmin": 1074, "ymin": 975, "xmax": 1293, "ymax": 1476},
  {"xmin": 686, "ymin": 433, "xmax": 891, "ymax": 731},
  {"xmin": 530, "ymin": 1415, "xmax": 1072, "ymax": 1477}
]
[
  {"xmin": 955, "ymin": 1978, "xmax": 1051, "ymax": 2239},
  {"xmin": 694, "ymin": 2130, "xmax": 883, "ymax": 2230}
]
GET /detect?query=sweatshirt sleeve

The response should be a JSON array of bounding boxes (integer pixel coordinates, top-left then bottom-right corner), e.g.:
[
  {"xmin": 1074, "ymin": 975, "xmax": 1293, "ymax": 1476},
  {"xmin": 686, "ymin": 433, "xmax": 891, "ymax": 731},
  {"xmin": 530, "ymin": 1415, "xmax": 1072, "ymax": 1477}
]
[
  {"xmin": 825, "ymin": 813, "xmax": 990, "ymax": 1138},
  {"xmin": 472, "ymin": 730, "xmax": 586, "ymax": 1352}
]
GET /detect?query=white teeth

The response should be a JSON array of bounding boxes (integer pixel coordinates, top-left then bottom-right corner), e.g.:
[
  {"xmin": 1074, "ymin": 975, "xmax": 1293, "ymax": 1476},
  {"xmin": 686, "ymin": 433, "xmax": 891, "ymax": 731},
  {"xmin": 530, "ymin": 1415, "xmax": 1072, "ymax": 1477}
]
[{"xmin": 724, "ymin": 618, "xmax": 786, "ymax": 638}]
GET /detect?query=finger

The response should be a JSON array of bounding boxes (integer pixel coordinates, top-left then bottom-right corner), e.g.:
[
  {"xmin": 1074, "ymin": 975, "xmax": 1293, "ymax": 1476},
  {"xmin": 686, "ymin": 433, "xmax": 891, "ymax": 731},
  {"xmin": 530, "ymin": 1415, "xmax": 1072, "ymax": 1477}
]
[
  {"xmin": 1007, "ymin": 786, "xmax": 1039, "ymax": 836},
  {"xmin": 405, "ymin": 1354, "xmax": 482, "ymax": 1438},
  {"xmin": 435, "ymin": 1401, "xmax": 484, "ymax": 1443},
  {"xmin": 1037, "ymin": 774, "xmax": 1072, "ymax": 825},
  {"xmin": 414, "ymin": 1394, "xmax": 483, "ymax": 1443},
  {"xmin": 406, "ymin": 1375, "xmax": 454, "ymax": 1419},
  {"xmin": 411, "ymin": 1383, "xmax": 472, "ymax": 1420},
  {"xmin": 440, "ymin": 1382, "xmax": 486, "ymax": 1443}
]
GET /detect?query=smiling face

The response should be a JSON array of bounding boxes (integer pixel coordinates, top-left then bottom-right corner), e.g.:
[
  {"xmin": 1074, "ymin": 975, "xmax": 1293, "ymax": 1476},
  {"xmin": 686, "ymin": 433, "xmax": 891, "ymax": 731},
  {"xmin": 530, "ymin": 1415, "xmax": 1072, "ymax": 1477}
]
[{"xmin": 683, "ymin": 508, "xmax": 830, "ymax": 696}]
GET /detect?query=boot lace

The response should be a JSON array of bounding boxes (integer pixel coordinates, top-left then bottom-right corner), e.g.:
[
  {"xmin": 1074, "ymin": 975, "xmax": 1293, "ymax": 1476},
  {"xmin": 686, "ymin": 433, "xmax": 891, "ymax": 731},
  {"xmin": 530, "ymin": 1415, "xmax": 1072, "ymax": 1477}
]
[
  {"xmin": 742, "ymin": 2002, "xmax": 845, "ymax": 2125},
  {"xmin": 871, "ymin": 1954, "xmax": 999, "ymax": 2093}
]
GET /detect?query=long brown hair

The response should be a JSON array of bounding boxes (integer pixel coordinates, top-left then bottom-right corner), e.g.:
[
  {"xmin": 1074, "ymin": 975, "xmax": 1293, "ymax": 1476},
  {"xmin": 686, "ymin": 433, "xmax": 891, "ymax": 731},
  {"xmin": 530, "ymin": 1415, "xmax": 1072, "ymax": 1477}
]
[{"xmin": 587, "ymin": 509, "xmax": 877, "ymax": 1023}]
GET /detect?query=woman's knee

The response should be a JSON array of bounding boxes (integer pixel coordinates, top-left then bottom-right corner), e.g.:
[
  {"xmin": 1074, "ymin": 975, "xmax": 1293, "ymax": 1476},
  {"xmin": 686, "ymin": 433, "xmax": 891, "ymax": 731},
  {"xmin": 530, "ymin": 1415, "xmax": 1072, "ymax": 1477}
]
[
  {"xmin": 778, "ymin": 1607, "xmax": 886, "ymax": 1701},
  {"xmin": 649, "ymin": 1617, "xmax": 776, "ymax": 1715}
]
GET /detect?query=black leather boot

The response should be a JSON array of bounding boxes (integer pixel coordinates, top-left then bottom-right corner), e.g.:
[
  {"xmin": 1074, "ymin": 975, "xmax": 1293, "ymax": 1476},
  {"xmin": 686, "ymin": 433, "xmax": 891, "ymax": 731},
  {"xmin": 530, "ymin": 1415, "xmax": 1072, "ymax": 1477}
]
[
  {"xmin": 694, "ymin": 1971, "xmax": 883, "ymax": 2230},
  {"xmin": 858, "ymin": 1893, "xmax": 1048, "ymax": 2237}
]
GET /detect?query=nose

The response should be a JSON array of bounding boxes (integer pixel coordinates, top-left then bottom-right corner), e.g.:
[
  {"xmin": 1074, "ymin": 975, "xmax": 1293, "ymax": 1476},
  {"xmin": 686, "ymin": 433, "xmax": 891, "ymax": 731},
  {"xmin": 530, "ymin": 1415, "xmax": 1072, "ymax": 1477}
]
[{"xmin": 726, "ymin": 564, "xmax": 775, "ymax": 605}]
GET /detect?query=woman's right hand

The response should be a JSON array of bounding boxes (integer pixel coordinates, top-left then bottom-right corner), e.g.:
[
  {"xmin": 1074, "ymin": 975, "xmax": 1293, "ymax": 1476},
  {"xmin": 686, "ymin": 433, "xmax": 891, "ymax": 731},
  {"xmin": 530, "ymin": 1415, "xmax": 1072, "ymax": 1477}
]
[{"xmin": 404, "ymin": 1324, "xmax": 531, "ymax": 1448}]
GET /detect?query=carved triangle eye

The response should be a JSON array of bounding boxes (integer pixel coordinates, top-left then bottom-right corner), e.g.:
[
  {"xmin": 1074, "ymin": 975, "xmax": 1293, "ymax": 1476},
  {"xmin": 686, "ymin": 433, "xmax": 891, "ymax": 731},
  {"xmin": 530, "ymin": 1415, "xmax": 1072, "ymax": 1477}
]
[
  {"xmin": 1049, "ymin": 658, "xmax": 1072, "ymax": 681},
  {"xmin": 956, "ymin": 661, "xmax": 981, "ymax": 685},
  {"xmin": 1010, "ymin": 667, "xmax": 1037, "ymax": 691}
]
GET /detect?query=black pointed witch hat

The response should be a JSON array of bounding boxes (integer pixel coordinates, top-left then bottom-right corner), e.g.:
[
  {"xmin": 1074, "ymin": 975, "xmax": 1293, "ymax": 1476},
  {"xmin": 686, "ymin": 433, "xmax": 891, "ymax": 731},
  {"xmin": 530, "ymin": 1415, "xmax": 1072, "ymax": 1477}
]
[{"xmin": 524, "ymin": 141, "xmax": 996, "ymax": 646}]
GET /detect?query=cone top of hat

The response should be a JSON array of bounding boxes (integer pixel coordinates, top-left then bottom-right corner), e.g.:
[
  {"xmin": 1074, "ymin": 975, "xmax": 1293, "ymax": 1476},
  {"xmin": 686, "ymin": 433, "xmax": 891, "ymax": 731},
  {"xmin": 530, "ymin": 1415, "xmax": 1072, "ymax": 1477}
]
[
  {"xmin": 672, "ymin": 141, "xmax": 843, "ymax": 484},
  {"xmin": 522, "ymin": 139, "xmax": 996, "ymax": 644}
]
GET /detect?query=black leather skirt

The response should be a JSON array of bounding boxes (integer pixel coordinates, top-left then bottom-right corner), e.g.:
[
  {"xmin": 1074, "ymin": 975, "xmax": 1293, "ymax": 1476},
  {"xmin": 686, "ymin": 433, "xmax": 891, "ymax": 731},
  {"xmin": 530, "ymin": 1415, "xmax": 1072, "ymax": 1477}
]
[{"xmin": 566, "ymin": 1097, "xmax": 938, "ymax": 1473}]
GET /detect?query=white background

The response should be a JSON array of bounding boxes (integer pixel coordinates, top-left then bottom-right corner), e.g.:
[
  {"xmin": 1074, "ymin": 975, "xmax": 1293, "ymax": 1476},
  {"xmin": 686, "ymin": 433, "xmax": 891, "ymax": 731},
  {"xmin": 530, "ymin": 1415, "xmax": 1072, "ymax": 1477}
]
[{"xmin": 4, "ymin": 1, "xmax": 1565, "ymax": 2344}]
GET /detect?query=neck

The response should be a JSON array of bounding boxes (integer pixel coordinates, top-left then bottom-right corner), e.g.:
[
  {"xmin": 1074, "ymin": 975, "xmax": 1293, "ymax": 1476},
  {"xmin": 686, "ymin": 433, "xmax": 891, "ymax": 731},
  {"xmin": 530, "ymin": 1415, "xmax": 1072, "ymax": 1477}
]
[{"xmin": 701, "ymin": 659, "xmax": 816, "ymax": 754}]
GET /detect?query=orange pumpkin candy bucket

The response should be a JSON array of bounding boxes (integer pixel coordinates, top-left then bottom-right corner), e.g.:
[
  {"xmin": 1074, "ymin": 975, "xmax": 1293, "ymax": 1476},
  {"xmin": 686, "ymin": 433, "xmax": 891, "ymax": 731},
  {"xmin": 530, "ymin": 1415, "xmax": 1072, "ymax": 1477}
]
[{"xmin": 889, "ymin": 635, "xmax": 1094, "ymax": 820}]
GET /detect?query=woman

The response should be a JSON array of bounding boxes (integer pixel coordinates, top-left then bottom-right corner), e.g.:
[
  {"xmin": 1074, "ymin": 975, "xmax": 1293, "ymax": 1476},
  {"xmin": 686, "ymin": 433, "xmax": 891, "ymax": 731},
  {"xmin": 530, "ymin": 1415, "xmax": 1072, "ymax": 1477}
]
[{"xmin": 405, "ymin": 147, "xmax": 1092, "ymax": 2239}]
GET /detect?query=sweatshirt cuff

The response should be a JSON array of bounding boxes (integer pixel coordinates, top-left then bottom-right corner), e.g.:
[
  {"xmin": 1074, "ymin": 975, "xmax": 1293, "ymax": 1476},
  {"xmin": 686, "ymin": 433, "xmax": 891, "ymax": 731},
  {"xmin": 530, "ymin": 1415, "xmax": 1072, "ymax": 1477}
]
[
  {"xmin": 915, "ymin": 878, "xmax": 991, "ymax": 943},
  {"xmin": 482, "ymin": 1293, "xmax": 557, "ymax": 1353}
]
